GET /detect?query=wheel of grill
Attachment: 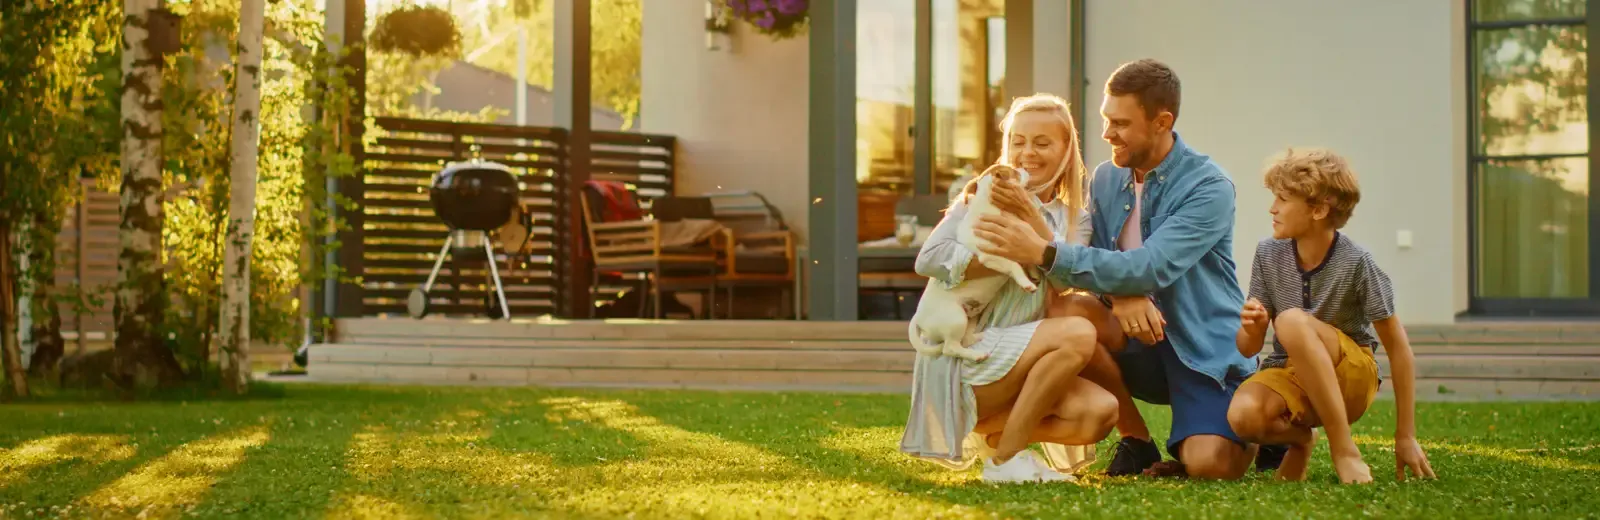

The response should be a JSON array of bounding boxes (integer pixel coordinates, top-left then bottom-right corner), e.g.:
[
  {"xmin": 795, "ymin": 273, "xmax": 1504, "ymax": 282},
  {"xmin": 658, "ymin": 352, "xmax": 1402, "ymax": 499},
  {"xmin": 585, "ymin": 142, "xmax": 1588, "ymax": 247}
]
[
  {"xmin": 407, "ymin": 288, "xmax": 430, "ymax": 319},
  {"xmin": 485, "ymin": 292, "xmax": 505, "ymax": 319}
]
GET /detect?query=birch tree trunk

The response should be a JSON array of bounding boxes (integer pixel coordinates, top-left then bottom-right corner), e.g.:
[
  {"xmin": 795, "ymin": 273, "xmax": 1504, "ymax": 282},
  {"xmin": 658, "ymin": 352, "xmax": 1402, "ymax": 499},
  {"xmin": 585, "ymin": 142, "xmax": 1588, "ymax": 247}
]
[
  {"xmin": 117, "ymin": 0, "xmax": 184, "ymax": 388},
  {"xmin": 220, "ymin": 0, "xmax": 266, "ymax": 394},
  {"xmin": 0, "ymin": 214, "xmax": 28, "ymax": 397}
]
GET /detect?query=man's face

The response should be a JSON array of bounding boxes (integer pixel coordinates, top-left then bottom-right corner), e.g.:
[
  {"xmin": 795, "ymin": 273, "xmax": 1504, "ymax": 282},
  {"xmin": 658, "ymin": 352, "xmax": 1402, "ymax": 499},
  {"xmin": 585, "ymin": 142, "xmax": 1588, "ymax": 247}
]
[{"xmin": 1099, "ymin": 94, "xmax": 1167, "ymax": 170}]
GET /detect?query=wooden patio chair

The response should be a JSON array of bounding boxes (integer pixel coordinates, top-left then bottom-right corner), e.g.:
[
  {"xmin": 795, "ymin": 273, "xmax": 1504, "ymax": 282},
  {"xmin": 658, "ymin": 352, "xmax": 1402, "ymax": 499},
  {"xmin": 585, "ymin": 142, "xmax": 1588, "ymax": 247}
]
[
  {"xmin": 580, "ymin": 182, "xmax": 719, "ymax": 319},
  {"xmin": 702, "ymin": 191, "xmax": 797, "ymax": 319}
]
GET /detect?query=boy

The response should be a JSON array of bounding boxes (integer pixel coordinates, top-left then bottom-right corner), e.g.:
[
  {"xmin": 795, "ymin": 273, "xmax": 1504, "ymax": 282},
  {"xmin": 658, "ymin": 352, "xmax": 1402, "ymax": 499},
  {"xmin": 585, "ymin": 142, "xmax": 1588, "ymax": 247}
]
[{"xmin": 1227, "ymin": 148, "xmax": 1437, "ymax": 484}]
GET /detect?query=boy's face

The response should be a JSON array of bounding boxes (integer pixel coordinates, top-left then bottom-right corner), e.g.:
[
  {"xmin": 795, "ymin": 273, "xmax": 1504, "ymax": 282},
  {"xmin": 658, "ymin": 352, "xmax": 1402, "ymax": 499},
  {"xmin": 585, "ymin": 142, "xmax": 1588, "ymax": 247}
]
[{"xmin": 1268, "ymin": 190, "xmax": 1330, "ymax": 240}]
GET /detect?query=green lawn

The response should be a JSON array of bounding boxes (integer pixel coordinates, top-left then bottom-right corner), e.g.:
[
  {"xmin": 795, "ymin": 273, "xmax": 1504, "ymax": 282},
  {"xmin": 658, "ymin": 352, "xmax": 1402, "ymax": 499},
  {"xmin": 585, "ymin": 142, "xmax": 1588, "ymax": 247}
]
[{"xmin": 0, "ymin": 384, "xmax": 1596, "ymax": 519}]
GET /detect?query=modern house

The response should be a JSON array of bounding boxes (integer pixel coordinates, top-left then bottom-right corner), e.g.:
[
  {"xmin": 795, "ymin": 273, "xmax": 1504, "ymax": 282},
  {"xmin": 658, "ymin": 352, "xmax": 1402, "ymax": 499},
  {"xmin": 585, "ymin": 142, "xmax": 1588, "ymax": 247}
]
[
  {"xmin": 304, "ymin": 0, "xmax": 1598, "ymax": 397},
  {"xmin": 640, "ymin": 0, "xmax": 1595, "ymax": 324}
]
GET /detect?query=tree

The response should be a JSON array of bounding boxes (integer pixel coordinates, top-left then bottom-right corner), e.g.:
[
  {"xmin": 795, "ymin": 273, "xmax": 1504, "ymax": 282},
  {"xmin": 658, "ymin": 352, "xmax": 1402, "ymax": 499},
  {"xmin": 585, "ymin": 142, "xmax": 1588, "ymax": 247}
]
[
  {"xmin": 436, "ymin": 0, "xmax": 641, "ymax": 128},
  {"xmin": 219, "ymin": 0, "xmax": 266, "ymax": 394},
  {"xmin": 0, "ymin": 0, "xmax": 116, "ymax": 396},
  {"xmin": 118, "ymin": 0, "xmax": 186, "ymax": 387}
]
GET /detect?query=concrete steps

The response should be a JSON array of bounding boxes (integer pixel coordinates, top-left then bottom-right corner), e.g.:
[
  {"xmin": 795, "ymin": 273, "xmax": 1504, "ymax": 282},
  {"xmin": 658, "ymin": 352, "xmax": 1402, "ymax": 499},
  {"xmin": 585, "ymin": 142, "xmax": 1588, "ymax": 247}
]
[{"xmin": 305, "ymin": 318, "xmax": 1600, "ymax": 399}]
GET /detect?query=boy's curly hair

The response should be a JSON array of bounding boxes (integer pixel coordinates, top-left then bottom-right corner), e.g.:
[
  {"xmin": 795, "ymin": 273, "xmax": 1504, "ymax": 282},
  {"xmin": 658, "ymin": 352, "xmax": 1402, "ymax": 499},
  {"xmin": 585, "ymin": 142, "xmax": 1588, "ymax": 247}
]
[{"xmin": 1263, "ymin": 147, "xmax": 1361, "ymax": 229}]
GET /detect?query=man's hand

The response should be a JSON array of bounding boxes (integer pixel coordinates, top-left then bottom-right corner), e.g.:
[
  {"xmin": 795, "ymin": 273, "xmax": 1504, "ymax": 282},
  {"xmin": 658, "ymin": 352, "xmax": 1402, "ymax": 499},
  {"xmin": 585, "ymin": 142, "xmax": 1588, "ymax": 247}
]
[
  {"xmin": 990, "ymin": 179, "xmax": 1049, "ymax": 237},
  {"xmin": 1111, "ymin": 295, "xmax": 1165, "ymax": 344},
  {"xmin": 1394, "ymin": 436, "xmax": 1436, "ymax": 481},
  {"xmin": 1241, "ymin": 297, "xmax": 1269, "ymax": 331},
  {"xmin": 975, "ymin": 214, "xmax": 1049, "ymax": 267}
]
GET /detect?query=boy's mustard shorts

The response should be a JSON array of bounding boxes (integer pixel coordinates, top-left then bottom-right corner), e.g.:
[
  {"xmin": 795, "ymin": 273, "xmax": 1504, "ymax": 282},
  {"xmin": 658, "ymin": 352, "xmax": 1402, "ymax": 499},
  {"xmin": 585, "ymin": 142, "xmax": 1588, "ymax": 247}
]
[{"xmin": 1245, "ymin": 330, "xmax": 1380, "ymax": 427}]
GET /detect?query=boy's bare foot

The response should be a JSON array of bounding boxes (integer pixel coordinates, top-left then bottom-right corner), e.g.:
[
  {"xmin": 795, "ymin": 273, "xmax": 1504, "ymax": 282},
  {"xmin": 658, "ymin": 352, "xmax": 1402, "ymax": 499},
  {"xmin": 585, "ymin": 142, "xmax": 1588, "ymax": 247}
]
[
  {"xmin": 1333, "ymin": 454, "xmax": 1373, "ymax": 484},
  {"xmin": 1274, "ymin": 444, "xmax": 1313, "ymax": 481}
]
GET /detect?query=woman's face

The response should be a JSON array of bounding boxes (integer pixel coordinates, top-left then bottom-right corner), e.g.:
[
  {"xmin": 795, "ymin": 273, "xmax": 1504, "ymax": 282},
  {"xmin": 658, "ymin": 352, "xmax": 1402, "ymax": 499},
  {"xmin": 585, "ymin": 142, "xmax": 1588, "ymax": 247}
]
[{"xmin": 1007, "ymin": 111, "xmax": 1070, "ymax": 191}]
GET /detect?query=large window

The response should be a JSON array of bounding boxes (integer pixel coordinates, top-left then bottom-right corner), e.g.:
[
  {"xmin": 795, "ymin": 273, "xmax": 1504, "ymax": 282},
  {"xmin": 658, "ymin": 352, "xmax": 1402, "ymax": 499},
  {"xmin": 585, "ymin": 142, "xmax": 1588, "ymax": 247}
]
[{"xmin": 1470, "ymin": 0, "xmax": 1600, "ymax": 314}]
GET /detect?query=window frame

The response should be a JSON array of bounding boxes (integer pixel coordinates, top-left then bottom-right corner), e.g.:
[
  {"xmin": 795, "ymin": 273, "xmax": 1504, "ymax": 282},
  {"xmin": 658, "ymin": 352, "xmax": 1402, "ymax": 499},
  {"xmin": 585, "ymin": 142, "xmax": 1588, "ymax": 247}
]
[{"xmin": 1466, "ymin": 0, "xmax": 1600, "ymax": 316}]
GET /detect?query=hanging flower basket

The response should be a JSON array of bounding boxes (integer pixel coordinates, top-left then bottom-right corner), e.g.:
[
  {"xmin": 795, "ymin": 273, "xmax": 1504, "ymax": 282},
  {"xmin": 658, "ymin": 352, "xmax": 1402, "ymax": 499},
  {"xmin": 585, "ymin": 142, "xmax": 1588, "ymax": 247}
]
[
  {"xmin": 370, "ymin": 5, "xmax": 463, "ymax": 57},
  {"xmin": 723, "ymin": 0, "xmax": 808, "ymax": 40}
]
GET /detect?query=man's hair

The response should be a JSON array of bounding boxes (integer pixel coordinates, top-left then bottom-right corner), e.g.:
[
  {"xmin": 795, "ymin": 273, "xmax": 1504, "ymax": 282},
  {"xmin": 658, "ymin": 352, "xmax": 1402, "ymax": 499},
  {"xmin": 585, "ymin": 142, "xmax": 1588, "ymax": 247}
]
[
  {"xmin": 1263, "ymin": 147, "xmax": 1361, "ymax": 229},
  {"xmin": 1105, "ymin": 59, "xmax": 1181, "ymax": 121}
]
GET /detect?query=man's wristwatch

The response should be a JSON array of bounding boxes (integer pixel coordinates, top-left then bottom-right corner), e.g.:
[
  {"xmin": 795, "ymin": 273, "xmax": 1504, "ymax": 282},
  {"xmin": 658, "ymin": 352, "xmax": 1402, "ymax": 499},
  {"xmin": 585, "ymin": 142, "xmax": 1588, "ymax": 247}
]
[{"xmin": 1038, "ymin": 243, "xmax": 1057, "ymax": 270}]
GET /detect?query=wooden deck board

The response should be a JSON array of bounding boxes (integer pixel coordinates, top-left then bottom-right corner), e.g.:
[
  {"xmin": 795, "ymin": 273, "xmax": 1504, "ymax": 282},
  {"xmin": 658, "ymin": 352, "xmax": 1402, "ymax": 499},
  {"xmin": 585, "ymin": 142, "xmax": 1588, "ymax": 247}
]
[{"xmin": 308, "ymin": 317, "xmax": 1600, "ymax": 398}]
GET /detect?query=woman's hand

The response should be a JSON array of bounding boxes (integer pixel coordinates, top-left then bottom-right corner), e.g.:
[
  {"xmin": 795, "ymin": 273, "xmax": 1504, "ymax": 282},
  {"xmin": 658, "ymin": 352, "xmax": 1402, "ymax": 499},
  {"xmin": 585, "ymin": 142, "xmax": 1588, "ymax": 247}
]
[{"xmin": 990, "ymin": 178, "xmax": 1051, "ymax": 240}]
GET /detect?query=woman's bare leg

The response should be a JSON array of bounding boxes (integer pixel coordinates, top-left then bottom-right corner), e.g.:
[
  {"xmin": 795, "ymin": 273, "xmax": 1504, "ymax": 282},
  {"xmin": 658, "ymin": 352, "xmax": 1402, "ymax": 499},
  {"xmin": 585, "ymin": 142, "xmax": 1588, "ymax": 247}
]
[
  {"xmin": 975, "ymin": 377, "xmax": 1119, "ymax": 447},
  {"xmin": 1051, "ymin": 292, "xmax": 1151, "ymax": 441},
  {"xmin": 970, "ymin": 316, "xmax": 1097, "ymax": 463}
]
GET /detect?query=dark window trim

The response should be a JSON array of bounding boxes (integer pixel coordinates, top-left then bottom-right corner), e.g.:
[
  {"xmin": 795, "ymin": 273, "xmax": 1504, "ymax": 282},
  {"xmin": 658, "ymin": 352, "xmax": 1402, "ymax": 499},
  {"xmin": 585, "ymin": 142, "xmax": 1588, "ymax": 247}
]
[
  {"xmin": 1470, "ymin": 17, "xmax": 1585, "ymax": 29},
  {"xmin": 1465, "ymin": 0, "xmax": 1600, "ymax": 316},
  {"xmin": 1472, "ymin": 152, "xmax": 1588, "ymax": 162}
]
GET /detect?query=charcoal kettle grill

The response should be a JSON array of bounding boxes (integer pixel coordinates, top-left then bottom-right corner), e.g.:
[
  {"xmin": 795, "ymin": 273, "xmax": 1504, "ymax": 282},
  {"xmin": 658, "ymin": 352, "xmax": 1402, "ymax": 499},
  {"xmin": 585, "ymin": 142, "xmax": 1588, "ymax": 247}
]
[{"xmin": 406, "ymin": 160, "xmax": 524, "ymax": 320}]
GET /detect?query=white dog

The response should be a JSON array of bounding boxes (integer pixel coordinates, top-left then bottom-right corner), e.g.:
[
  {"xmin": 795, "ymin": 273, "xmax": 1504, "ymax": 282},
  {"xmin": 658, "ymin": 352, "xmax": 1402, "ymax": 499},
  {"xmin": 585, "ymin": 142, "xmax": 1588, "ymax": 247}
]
[{"xmin": 908, "ymin": 165, "xmax": 1040, "ymax": 362}]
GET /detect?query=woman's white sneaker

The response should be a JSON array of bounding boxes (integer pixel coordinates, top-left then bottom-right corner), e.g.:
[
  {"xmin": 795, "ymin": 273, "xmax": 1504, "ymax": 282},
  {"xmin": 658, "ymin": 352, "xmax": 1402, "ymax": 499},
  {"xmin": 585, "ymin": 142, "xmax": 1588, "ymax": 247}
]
[
  {"xmin": 1015, "ymin": 450, "xmax": 1076, "ymax": 482},
  {"xmin": 982, "ymin": 455, "xmax": 1042, "ymax": 483}
]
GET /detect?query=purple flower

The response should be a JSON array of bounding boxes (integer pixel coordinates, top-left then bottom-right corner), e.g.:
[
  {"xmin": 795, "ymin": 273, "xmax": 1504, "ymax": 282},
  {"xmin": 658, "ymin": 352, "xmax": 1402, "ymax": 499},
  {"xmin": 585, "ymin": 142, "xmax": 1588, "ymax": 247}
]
[
  {"xmin": 775, "ymin": 0, "xmax": 804, "ymax": 15},
  {"xmin": 749, "ymin": 0, "xmax": 767, "ymax": 12},
  {"xmin": 757, "ymin": 11, "xmax": 775, "ymax": 28}
]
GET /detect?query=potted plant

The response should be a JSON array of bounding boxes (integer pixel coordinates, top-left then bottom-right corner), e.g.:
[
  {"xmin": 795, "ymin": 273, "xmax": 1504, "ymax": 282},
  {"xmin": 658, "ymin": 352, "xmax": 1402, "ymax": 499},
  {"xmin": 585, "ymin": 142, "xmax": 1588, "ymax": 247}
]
[
  {"xmin": 723, "ymin": 0, "xmax": 807, "ymax": 40},
  {"xmin": 370, "ymin": 5, "xmax": 463, "ymax": 57}
]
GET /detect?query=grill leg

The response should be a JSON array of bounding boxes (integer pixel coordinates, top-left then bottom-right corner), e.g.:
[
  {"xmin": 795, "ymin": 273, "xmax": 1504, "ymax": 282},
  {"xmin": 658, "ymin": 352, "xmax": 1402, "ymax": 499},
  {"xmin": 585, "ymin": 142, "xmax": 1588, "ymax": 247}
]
[
  {"xmin": 420, "ymin": 235, "xmax": 454, "ymax": 293},
  {"xmin": 482, "ymin": 234, "xmax": 511, "ymax": 320}
]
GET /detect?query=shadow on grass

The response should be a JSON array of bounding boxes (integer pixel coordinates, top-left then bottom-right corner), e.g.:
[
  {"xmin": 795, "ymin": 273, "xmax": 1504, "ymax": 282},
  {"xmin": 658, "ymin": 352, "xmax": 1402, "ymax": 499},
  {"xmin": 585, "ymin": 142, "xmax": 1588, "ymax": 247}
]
[
  {"xmin": 0, "ymin": 419, "xmax": 235, "ymax": 508},
  {"xmin": 186, "ymin": 407, "xmax": 369, "ymax": 517},
  {"xmin": 477, "ymin": 390, "xmax": 651, "ymax": 468}
]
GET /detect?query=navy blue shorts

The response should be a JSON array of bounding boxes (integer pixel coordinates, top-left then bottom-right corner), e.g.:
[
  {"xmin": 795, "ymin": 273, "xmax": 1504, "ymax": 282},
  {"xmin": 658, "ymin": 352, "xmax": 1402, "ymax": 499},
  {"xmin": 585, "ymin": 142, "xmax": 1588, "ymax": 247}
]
[{"xmin": 1116, "ymin": 341, "xmax": 1246, "ymax": 460}]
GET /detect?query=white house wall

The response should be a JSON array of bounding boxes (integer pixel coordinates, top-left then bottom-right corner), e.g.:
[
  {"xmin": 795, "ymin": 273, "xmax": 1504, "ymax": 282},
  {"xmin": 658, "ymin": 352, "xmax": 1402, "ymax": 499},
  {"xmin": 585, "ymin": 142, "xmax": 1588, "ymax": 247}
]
[
  {"xmin": 1084, "ymin": 0, "xmax": 1468, "ymax": 324},
  {"xmin": 641, "ymin": 0, "xmax": 812, "ymax": 241}
]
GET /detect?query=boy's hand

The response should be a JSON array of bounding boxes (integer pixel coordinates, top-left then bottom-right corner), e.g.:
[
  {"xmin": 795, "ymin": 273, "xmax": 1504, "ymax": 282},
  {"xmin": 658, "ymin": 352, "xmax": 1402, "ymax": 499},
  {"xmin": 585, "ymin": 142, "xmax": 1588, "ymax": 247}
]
[
  {"xmin": 1241, "ymin": 298, "xmax": 1269, "ymax": 329},
  {"xmin": 1394, "ymin": 436, "xmax": 1436, "ymax": 480}
]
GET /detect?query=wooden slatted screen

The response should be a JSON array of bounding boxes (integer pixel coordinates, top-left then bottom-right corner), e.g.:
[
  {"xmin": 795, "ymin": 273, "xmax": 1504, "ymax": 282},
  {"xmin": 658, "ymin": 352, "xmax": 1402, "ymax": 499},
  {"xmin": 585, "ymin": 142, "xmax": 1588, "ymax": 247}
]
[{"xmin": 51, "ymin": 179, "xmax": 118, "ymax": 348}]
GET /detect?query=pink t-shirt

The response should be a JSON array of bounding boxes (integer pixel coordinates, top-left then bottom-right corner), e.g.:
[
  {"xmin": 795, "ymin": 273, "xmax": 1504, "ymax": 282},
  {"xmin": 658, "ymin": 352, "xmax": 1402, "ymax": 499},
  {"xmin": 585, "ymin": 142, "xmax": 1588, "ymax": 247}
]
[{"xmin": 1118, "ymin": 179, "xmax": 1145, "ymax": 251}]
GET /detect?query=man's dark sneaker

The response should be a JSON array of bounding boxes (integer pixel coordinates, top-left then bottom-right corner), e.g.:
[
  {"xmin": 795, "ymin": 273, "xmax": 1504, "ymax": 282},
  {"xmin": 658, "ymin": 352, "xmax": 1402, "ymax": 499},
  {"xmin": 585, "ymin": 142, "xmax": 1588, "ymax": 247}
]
[
  {"xmin": 1143, "ymin": 460, "xmax": 1188, "ymax": 478},
  {"xmin": 1255, "ymin": 444, "xmax": 1289, "ymax": 473},
  {"xmin": 1105, "ymin": 436, "xmax": 1162, "ymax": 477}
]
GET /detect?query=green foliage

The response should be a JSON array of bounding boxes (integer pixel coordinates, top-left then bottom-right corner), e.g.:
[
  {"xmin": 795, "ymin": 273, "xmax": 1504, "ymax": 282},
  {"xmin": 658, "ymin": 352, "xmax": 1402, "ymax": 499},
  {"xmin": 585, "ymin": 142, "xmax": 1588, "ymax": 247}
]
[
  {"xmin": 0, "ymin": 0, "xmax": 122, "ymax": 359},
  {"xmin": 1470, "ymin": 1, "xmax": 1588, "ymax": 159},
  {"xmin": 443, "ymin": 0, "xmax": 641, "ymax": 129},
  {"xmin": 156, "ymin": 0, "xmax": 361, "ymax": 365},
  {"xmin": 367, "ymin": 51, "xmax": 507, "ymax": 122},
  {"xmin": 3, "ymin": 0, "xmax": 358, "ymax": 382}
]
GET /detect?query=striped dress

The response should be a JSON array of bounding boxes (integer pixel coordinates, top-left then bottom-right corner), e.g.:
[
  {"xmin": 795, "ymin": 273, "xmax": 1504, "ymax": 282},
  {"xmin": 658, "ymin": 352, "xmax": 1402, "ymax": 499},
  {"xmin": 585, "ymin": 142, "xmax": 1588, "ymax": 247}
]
[{"xmin": 898, "ymin": 196, "xmax": 1095, "ymax": 472}]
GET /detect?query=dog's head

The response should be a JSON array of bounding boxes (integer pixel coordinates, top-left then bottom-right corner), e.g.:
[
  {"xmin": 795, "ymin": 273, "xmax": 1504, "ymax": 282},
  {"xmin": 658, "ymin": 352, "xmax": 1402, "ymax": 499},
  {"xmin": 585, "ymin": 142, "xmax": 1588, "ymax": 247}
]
[{"xmin": 980, "ymin": 164, "xmax": 1030, "ymax": 189}]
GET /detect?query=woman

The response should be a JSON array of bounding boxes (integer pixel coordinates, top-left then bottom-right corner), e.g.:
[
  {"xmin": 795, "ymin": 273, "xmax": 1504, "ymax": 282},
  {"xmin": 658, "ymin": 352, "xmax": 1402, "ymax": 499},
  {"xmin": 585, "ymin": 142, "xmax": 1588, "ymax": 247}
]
[{"xmin": 900, "ymin": 94, "xmax": 1118, "ymax": 483}]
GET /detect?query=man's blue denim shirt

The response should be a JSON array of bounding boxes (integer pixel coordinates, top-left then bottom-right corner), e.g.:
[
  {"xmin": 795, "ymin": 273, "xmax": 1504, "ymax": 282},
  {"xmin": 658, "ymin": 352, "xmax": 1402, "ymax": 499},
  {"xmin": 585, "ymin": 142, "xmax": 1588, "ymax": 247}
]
[{"xmin": 1045, "ymin": 132, "xmax": 1255, "ymax": 385}]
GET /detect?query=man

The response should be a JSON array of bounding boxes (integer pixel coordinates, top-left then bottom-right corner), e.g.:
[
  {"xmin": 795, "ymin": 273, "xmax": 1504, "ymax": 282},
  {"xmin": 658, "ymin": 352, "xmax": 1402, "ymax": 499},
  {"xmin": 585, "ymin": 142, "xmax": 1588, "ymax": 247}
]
[{"xmin": 975, "ymin": 59, "xmax": 1258, "ymax": 480}]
